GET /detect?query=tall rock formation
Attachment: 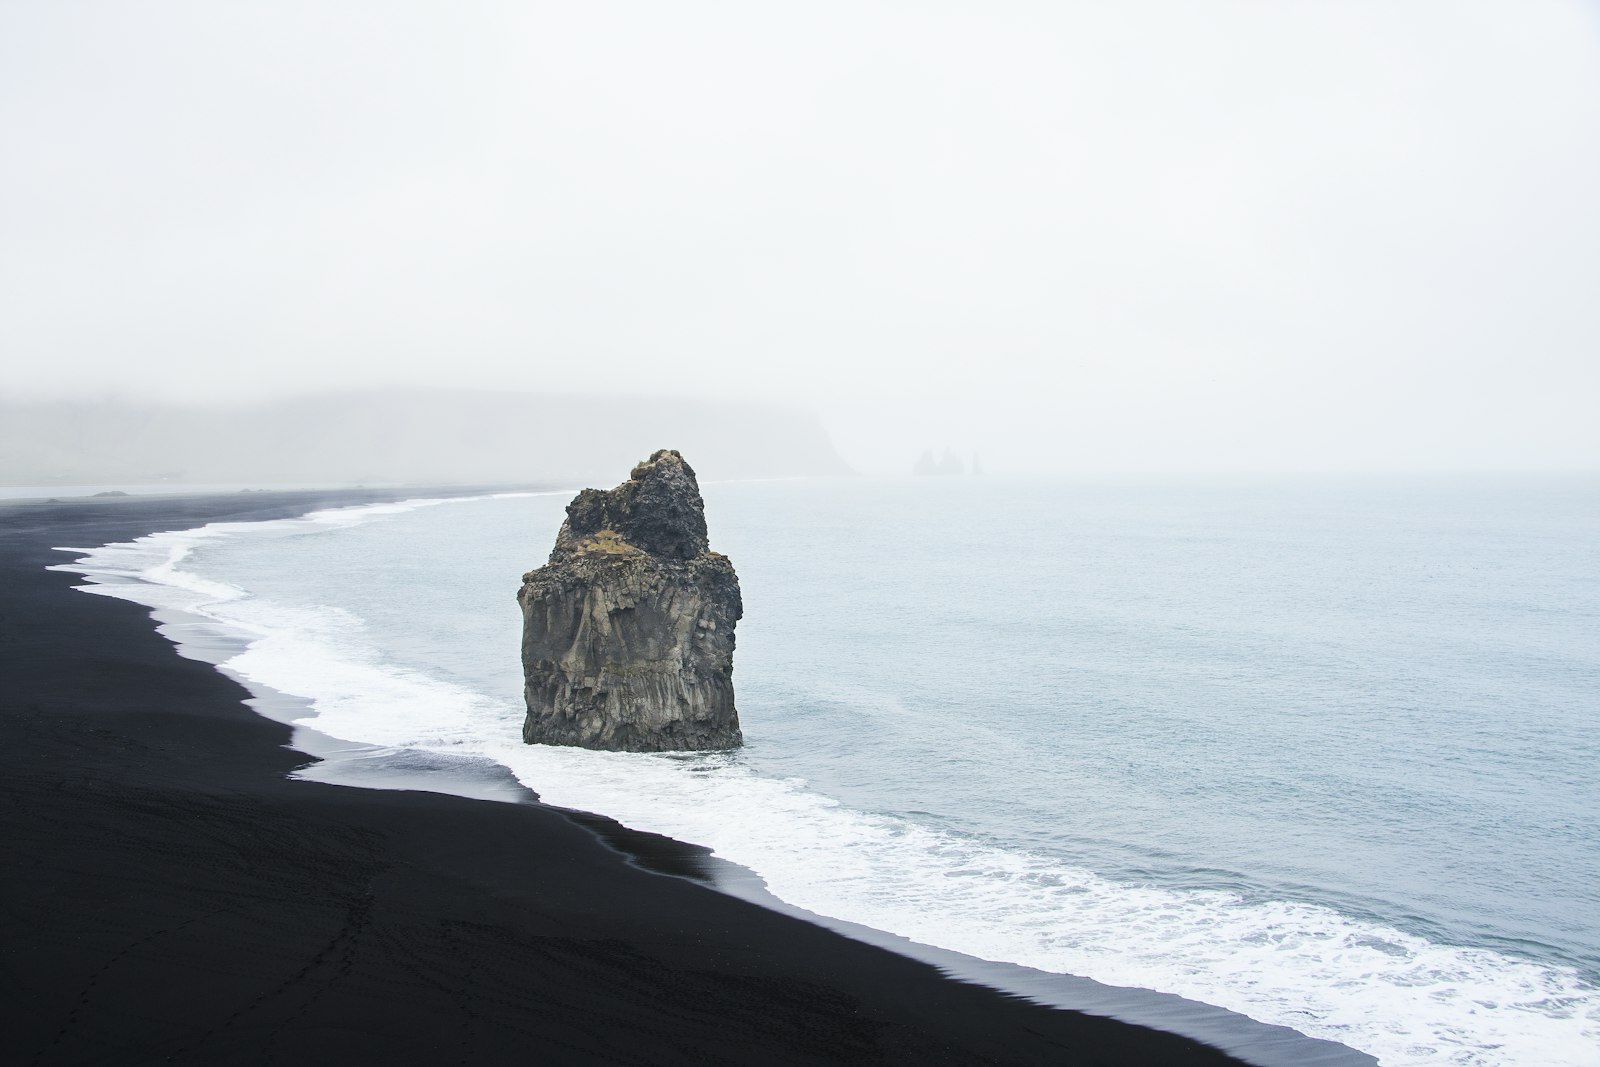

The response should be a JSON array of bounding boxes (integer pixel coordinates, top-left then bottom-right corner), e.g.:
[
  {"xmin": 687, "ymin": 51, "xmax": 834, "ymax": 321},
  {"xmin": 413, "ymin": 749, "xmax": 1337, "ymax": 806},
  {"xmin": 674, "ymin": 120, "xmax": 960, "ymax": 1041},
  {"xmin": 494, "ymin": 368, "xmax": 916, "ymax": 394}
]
[{"xmin": 518, "ymin": 450, "xmax": 743, "ymax": 751}]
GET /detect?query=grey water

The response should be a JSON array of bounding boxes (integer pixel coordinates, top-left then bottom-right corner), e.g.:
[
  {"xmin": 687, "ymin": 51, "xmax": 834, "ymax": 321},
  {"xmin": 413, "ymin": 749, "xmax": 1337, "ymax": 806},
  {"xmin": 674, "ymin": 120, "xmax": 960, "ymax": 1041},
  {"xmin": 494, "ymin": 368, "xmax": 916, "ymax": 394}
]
[{"xmin": 161, "ymin": 474, "xmax": 1600, "ymax": 1066}]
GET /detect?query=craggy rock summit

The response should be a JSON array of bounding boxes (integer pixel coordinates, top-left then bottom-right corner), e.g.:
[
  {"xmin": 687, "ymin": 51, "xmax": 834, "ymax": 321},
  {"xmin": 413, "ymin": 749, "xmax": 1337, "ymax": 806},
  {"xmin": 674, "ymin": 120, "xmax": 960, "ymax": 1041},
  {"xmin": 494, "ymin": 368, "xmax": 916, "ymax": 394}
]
[{"xmin": 518, "ymin": 450, "xmax": 743, "ymax": 751}]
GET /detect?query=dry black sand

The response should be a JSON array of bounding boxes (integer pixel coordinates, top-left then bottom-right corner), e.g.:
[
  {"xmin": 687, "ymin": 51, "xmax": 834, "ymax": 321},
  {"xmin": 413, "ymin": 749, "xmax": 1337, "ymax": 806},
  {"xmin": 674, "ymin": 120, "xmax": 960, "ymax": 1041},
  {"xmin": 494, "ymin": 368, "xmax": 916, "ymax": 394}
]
[{"xmin": 1, "ymin": 490, "xmax": 1248, "ymax": 1065}]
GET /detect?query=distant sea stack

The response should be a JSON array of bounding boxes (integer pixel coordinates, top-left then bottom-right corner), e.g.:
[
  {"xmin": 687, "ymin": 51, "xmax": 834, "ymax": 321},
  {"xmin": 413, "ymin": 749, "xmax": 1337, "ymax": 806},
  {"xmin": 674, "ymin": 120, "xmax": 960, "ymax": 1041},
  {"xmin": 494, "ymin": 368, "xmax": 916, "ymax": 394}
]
[
  {"xmin": 912, "ymin": 447, "xmax": 969, "ymax": 477},
  {"xmin": 518, "ymin": 450, "xmax": 743, "ymax": 751}
]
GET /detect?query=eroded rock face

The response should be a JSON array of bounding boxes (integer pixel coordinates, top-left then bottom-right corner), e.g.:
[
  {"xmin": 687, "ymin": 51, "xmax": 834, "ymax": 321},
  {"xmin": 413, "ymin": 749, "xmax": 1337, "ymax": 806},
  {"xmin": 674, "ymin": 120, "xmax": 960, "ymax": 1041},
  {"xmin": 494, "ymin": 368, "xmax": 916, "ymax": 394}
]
[{"xmin": 518, "ymin": 450, "xmax": 743, "ymax": 751}]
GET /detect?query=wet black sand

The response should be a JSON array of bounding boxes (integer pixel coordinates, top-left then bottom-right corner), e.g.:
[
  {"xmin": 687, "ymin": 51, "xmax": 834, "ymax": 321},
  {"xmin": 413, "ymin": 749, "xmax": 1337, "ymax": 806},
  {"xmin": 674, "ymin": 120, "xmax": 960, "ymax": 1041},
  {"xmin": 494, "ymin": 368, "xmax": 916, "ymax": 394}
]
[{"xmin": 1, "ymin": 490, "xmax": 1250, "ymax": 1065}]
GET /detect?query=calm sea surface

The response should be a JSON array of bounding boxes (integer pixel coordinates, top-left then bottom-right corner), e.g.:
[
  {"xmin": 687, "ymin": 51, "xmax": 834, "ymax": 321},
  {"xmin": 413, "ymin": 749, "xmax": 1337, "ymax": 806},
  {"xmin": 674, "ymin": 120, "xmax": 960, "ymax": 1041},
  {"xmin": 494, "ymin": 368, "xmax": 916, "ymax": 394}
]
[{"xmin": 68, "ymin": 476, "xmax": 1600, "ymax": 1066}]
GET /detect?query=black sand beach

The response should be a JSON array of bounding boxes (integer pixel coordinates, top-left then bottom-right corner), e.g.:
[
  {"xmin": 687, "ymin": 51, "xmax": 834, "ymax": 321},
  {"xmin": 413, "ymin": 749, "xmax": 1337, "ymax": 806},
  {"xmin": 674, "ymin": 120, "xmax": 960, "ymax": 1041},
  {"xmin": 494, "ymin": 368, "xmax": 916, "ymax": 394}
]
[{"xmin": 1, "ymin": 490, "xmax": 1247, "ymax": 1065}]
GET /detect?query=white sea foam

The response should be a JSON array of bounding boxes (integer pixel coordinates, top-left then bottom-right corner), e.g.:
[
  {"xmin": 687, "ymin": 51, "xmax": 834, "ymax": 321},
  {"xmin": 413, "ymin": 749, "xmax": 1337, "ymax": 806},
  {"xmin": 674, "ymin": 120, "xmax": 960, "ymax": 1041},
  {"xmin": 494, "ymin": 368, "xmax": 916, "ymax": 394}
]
[{"xmin": 52, "ymin": 495, "xmax": 1600, "ymax": 1067}]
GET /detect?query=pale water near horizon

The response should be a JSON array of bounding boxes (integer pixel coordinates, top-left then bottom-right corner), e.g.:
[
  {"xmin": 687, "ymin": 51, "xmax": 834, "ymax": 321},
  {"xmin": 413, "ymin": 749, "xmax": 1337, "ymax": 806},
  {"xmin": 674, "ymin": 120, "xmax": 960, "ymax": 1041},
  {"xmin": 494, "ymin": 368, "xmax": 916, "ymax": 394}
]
[{"xmin": 57, "ymin": 476, "xmax": 1600, "ymax": 1066}]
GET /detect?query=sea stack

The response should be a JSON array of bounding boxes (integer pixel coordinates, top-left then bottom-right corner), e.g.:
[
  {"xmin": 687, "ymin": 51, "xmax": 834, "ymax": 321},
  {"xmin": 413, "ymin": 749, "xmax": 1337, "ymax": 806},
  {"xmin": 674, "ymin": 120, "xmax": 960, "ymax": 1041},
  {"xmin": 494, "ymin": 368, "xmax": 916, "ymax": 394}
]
[{"xmin": 518, "ymin": 450, "xmax": 743, "ymax": 751}]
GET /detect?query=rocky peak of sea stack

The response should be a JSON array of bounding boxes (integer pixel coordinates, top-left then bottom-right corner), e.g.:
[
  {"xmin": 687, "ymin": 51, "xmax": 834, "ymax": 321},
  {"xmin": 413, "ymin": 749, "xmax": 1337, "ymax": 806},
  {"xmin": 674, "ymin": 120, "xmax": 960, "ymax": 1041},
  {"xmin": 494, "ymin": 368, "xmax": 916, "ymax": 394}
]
[{"xmin": 518, "ymin": 450, "xmax": 743, "ymax": 752}]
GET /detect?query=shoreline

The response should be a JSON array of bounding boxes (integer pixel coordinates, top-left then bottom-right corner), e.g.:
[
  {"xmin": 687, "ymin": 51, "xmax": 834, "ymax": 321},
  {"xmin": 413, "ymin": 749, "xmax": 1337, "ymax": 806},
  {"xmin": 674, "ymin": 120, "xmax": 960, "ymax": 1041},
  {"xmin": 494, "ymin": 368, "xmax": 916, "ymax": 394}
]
[
  {"xmin": 61, "ymin": 490, "xmax": 1367, "ymax": 1066},
  {"xmin": 4, "ymin": 488, "xmax": 1313, "ymax": 1065}
]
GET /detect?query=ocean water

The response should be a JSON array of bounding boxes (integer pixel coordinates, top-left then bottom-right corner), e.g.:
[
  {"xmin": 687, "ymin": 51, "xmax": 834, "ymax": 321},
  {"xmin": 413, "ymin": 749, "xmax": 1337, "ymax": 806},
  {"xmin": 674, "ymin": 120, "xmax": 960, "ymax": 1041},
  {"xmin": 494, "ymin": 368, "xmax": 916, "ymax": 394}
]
[{"xmin": 57, "ymin": 476, "xmax": 1600, "ymax": 1067}]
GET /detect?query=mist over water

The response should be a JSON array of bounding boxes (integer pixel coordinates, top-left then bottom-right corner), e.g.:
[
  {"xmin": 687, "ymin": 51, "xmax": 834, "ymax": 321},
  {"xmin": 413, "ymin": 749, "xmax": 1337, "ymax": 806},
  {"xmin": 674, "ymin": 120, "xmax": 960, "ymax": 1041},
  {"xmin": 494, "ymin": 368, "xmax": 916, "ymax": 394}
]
[
  {"xmin": 60, "ymin": 476, "xmax": 1600, "ymax": 1066},
  {"xmin": 4, "ymin": 3, "xmax": 1598, "ymax": 477}
]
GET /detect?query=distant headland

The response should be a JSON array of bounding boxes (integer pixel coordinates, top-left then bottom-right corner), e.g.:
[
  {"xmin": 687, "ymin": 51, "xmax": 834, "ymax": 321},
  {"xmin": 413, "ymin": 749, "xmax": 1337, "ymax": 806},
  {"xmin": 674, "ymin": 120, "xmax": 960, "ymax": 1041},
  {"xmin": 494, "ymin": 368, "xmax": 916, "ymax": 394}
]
[{"xmin": 0, "ymin": 389, "xmax": 852, "ymax": 487}]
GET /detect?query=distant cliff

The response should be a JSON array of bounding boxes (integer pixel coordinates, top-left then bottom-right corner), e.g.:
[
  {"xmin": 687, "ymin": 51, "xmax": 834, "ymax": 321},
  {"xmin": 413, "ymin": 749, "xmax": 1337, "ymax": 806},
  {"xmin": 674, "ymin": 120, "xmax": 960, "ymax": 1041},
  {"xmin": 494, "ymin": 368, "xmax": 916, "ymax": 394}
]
[
  {"xmin": 518, "ymin": 450, "xmax": 742, "ymax": 752},
  {"xmin": 0, "ymin": 389, "xmax": 852, "ymax": 486}
]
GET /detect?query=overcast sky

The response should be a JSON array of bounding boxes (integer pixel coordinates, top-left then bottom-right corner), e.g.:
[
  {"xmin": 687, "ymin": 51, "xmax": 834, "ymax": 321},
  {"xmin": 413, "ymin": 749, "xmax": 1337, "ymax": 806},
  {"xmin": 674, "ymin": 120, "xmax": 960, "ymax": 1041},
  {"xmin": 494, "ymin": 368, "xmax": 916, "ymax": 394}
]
[{"xmin": 3, "ymin": 1, "xmax": 1597, "ymax": 475}]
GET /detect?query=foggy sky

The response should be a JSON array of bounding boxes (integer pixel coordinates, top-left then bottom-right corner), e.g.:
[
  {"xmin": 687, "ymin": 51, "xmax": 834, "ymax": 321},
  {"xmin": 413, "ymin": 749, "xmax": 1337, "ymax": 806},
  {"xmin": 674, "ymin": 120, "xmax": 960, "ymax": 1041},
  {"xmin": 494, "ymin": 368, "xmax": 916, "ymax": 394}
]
[{"xmin": 3, "ymin": 2, "xmax": 1598, "ymax": 475}]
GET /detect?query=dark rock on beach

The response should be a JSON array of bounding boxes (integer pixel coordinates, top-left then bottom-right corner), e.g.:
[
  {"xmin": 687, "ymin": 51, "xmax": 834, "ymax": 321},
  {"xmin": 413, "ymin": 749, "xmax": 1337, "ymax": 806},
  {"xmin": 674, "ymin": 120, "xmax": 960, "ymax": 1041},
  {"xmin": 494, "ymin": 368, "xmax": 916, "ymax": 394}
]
[{"xmin": 519, "ymin": 449, "xmax": 743, "ymax": 751}]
